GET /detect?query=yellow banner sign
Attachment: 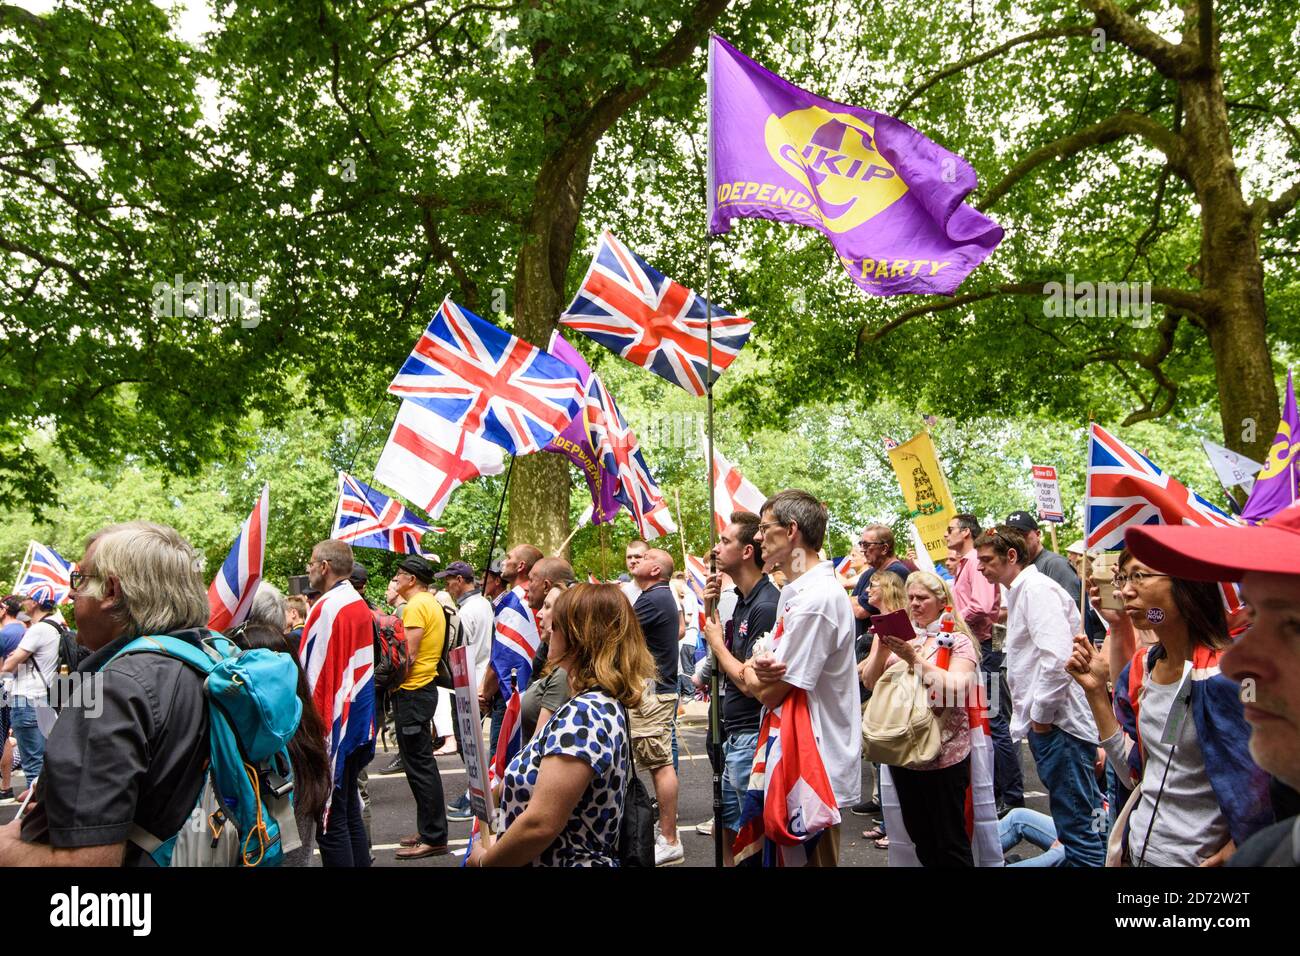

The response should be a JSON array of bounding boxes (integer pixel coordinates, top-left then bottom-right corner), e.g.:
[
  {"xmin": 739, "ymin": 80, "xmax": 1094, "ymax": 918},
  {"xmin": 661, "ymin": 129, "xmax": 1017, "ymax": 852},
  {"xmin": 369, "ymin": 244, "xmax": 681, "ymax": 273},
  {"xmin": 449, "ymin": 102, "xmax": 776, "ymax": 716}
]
[{"xmin": 887, "ymin": 431, "xmax": 957, "ymax": 562}]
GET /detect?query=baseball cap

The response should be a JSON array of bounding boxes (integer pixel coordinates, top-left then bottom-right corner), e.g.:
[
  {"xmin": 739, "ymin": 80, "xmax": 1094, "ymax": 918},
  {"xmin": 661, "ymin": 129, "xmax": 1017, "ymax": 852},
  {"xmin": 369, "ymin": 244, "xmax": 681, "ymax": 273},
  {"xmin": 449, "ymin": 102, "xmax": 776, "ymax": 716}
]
[
  {"xmin": 485, "ymin": 559, "xmax": 504, "ymax": 579},
  {"xmin": 1125, "ymin": 502, "xmax": 1300, "ymax": 583},
  {"xmin": 397, "ymin": 554, "xmax": 435, "ymax": 584},
  {"xmin": 22, "ymin": 583, "xmax": 57, "ymax": 610},
  {"xmin": 435, "ymin": 560, "xmax": 476, "ymax": 581},
  {"xmin": 349, "ymin": 561, "xmax": 368, "ymax": 588},
  {"xmin": 1005, "ymin": 510, "xmax": 1040, "ymax": 533}
]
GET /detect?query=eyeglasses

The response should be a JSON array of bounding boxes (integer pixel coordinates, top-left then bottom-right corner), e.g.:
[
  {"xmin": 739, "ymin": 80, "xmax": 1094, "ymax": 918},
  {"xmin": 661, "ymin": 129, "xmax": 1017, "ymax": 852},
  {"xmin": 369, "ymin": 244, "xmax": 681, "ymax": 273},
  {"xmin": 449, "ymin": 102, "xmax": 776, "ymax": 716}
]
[
  {"xmin": 757, "ymin": 521, "xmax": 787, "ymax": 535},
  {"xmin": 859, "ymin": 540, "xmax": 883, "ymax": 550},
  {"xmin": 69, "ymin": 569, "xmax": 94, "ymax": 591},
  {"xmin": 1112, "ymin": 571, "xmax": 1170, "ymax": 588}
]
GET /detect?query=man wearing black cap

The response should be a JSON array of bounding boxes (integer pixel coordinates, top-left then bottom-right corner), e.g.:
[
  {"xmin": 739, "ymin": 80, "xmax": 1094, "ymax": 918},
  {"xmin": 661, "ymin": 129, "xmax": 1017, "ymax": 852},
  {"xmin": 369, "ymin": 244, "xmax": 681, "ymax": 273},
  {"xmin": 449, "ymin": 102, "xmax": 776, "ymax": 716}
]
[
  {"xmin": 390, "ymin": 554, "xmax": 450, "ymax": 860},
  {"xmin": 1126, "ymin": 503, "xmax": 1300, "ymax": 866}
]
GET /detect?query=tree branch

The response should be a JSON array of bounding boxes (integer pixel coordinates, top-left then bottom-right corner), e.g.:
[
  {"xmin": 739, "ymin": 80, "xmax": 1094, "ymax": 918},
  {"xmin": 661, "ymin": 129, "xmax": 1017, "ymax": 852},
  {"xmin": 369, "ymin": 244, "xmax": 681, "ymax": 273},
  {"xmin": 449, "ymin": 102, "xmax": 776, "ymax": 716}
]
[
  {"xmin": 0, "ymin": 235, "xmax": 92, "ymax": 291},
  {"xmin": 1226, "ymin": 100, "xmax": 1300, "ymax": 153},
  {"xmin": 1261, "ymin": 180, "xmax": 1300, "ymax": 224},
  {"xmin": 977, "ymin": 110, "xmax": 1187, "ymax": 211},
  {"xmin": 1085, "ymin": 309, "xmax": 1183, "ymax": 424},
  {"xmin": 1082, "ymin": 0, "xmax": 1202, "ymax": 78},
  {"xmin": 418, "ymin": 203, "xmax": 479, "ymax": 311},
  {"xmin": 893, "ymin": 24, "xmax": 1094, "ymax": 117}
]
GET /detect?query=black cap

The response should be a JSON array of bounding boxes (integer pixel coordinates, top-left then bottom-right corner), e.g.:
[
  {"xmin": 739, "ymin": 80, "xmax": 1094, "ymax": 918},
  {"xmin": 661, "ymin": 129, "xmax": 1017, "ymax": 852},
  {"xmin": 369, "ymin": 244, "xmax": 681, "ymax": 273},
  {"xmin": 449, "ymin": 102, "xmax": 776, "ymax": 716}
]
[
  {"xmin": 397, "ymin": 554, "xmax": 435, "ymax": 584},
  {"xmin": 1005, "ymin": 510, "xmax": 1040, "ymax": 533},
  {"xmin": 349, "ymin": 561, "xmax": 368, "ymax": 588},
  {"xmin": 435, "ymin": 560, "xmax": 476, "ymax": 581}
]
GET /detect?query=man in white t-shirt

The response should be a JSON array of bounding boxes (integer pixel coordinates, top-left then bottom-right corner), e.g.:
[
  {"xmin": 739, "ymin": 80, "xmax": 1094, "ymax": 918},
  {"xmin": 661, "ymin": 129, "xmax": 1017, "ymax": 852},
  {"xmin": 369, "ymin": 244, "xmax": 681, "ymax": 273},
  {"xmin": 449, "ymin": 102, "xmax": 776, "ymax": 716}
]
[
  {"xmin": 621, "ymin": 540, "xmax": 647, "ymax": 605},
  {"xmin": 2, "ymin": 587, "xmax": 62, "ymax": 790},
  {"xmin": 743, "ymin": 489, "xmax": 861, "ymax": 866}
]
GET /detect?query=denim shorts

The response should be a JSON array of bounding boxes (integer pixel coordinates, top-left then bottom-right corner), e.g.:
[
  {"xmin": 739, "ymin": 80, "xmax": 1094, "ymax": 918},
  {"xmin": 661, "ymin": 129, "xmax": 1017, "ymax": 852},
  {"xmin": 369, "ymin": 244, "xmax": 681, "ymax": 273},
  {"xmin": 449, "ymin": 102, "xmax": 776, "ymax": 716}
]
[{"xmin": 720, "ymin": 731, "xmax": 759, "ymax": 832}]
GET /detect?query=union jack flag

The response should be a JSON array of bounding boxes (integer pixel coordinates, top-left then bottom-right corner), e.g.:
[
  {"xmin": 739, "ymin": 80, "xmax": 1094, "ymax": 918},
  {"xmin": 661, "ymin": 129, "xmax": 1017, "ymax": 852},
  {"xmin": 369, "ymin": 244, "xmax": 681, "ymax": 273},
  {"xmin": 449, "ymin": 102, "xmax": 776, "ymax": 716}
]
[
  {"xmin": 560, "ymin": 231, "xmax": 753, "ymax": 397},
  {"xmin": 490, "ymin": 585, "xmax": 540, "ymax": 699},
  {"xmin": 208, "ymin": 484, "xmax": 269, "ymax": 632},
  {"xmin": 331, "ymin": 471, "xmax": 430, "ymax": 554},
  {"xmin": 1086, "ymin": 423, "xmax": 1241, "ymax": 608},
  {"xmin": 16, "ymin": 541, "xmax": 72, "ymax": 604},
  {"xmin": 585, "ymin": 372, "xmax": 676, "ymax": 540},
  {"xmin": 389, "ymin": 297, "xmax": 584, "ymax": 456},
  {"xmin": 299, "ymin": 579, "xmax": 376, "ymax": 823},
  {"xmin": 732, "ymin": 688, "xmax": 841, "ymax": 867},
  {"xmin": 831, "ymin": 555, "xmax": 854, "ymax": 578}
]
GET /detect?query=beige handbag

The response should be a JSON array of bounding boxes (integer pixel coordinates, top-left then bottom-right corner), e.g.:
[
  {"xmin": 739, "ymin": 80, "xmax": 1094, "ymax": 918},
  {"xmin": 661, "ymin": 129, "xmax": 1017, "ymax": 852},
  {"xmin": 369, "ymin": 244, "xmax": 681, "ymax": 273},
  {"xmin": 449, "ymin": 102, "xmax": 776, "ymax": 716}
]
[{"xmin": 862, "ymin": 659, "xmax": 944, "ymax": 768}]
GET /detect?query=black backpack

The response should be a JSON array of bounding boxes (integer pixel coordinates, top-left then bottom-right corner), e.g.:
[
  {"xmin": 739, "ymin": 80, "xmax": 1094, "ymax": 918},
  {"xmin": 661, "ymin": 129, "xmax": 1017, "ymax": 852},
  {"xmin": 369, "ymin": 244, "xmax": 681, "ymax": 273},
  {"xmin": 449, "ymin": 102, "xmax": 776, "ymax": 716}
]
[{"xmin": 36, "ymin": 618, "xmax": 88, "ymax": 711}]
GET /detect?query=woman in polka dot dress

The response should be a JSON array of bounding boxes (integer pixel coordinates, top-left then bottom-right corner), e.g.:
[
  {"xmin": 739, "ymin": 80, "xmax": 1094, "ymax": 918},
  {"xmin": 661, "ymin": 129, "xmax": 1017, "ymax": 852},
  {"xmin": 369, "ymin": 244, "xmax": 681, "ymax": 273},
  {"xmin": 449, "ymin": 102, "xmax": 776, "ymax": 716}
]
[{"xmin": 467, "ymin": 583, "xmax": 657, "ymax": 867}]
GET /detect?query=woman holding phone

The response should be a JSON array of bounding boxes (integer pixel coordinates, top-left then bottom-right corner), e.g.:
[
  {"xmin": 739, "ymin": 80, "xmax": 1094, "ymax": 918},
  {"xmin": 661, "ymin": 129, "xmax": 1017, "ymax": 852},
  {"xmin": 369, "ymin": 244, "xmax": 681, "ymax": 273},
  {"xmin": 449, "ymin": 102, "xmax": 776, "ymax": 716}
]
[{"xmin": 860, "ymin": 571, "xmax": 981, "ymax": 866}]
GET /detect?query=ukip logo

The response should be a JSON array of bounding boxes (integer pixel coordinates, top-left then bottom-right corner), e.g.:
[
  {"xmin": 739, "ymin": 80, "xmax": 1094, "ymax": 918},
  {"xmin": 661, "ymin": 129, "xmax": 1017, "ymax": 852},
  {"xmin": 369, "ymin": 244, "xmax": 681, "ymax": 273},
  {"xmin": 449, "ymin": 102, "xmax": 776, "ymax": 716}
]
[{"xmin": 764, "ymin": 107, "xmax": 908, "ymax": 233}]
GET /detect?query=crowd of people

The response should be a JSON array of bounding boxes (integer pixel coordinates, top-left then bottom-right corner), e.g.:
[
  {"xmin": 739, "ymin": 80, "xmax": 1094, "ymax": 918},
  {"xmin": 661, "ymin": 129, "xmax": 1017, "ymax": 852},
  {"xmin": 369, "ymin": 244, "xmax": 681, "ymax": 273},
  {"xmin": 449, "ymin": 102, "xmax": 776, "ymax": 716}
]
[{"xmin": 0, "ymin": 492, "xmax": 1296, "ymax": 869}]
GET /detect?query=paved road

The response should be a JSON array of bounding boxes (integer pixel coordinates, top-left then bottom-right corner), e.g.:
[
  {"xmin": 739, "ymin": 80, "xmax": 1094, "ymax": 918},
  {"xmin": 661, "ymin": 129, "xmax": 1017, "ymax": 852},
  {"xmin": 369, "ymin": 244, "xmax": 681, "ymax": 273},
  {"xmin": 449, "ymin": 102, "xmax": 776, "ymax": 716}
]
[{"xmin": 0, "ymin": 721, "xmax": 1053, "ymax": 867}]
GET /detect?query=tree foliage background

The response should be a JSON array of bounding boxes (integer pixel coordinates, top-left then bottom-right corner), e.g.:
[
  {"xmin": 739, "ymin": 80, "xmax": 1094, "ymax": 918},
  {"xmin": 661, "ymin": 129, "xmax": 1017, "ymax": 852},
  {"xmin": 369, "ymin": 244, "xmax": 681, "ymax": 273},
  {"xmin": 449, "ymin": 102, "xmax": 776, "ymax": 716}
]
[{"xmin": 1, "ymin": 0, "xmax": 1296, "ymax": 587}]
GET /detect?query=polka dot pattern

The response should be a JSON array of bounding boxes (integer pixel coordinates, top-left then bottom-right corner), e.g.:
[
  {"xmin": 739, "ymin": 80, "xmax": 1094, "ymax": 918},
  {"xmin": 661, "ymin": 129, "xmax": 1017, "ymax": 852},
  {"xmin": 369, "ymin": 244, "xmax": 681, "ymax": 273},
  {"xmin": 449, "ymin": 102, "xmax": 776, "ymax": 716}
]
[{"xmin": 498, "ymin": 690, "xmax": 629, "ymax": 867}]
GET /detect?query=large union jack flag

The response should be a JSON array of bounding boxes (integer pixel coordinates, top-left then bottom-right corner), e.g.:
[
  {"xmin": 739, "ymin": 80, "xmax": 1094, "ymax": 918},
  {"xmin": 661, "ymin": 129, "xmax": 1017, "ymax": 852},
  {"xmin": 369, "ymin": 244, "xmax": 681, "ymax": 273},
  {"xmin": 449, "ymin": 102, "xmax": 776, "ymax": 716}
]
[
  {"xmin": 16, "ymin": 541, "xmax": 73, "ymax": 604},
  {"xmin": 208, "ymin": 484, "xmax": 269, "ymax": 632},
  {"xmin": 560, "ymin": 230, "xmax": 753, "ymax": 397},
  {"xmin": 331, "ymin": 471, "xmax": 431, "ymax": 554},
  {"xmin": 490, "ymin": 585, "xmax": 541, "ymax": 699},
  {"xmin": 389, "ymin": 297, "xmax": 584, "ymax": 456},
  {"xmin": 1086, "ymin": 423, "xmax": 1241, "ymax": 608},
  {"xmin": 584, "ymin": 372, "xmax": 676, "ymax": 540}
]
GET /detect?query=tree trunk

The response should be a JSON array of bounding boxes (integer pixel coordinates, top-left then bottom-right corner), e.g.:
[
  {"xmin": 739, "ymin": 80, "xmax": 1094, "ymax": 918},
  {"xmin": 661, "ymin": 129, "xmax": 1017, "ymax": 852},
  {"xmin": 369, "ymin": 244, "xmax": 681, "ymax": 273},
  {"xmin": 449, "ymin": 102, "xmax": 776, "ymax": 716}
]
[
  {"xmin": 1181, "ymin": 67, "xmax": 1280, "ymax": 460},
  {"xmin": 505, "ymin": 145, "xmax": 596, "ymax": 555}
]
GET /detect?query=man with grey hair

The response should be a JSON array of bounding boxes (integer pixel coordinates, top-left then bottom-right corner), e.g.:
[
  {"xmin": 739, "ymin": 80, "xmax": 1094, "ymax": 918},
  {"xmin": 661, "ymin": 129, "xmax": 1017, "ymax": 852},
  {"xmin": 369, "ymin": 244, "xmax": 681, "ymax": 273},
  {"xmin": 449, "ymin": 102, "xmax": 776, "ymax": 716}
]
[
  {"xmin": 248, "ymin": 582, "xmax": 289, "ymax": 634},
  {"xmin": 746, "ymin": 490, "xmax": 861, "ymax": 866},
  {"xmin": 0, "ymin": 521, "xmax": 213, "ymax": 866}
]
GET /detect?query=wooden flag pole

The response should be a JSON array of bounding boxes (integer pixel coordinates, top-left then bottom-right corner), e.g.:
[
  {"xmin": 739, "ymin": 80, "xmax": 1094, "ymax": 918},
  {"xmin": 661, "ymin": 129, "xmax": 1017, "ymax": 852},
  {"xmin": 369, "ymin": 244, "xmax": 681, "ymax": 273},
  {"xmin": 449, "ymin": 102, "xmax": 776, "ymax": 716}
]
[
  {"xmin": 1048, "ymin": 522, "xmax": 1059, "ymax": 554},
  {"xmin": 552, "ymin": 508, "xmax": 591, "ymax": 557},
  {"xmin": 674, "ymin": 489, "xmax": 690, "ymax": 578}
]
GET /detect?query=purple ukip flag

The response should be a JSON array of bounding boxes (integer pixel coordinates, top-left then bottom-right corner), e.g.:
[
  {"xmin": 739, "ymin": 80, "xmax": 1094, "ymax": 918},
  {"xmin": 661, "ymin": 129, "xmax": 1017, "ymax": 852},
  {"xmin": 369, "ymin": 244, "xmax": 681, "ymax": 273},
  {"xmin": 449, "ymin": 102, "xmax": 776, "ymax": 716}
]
[
  {"xmin": 708, "ymin": 35, "xmax": 1003, "ymax": 297},
  {"xmin": 544, "ymin": 332, "xmax": 623, "ymax": 525},
  {"xmin": 1241, "ymin": 370, "xmax": 1299, "ymax": 523}
]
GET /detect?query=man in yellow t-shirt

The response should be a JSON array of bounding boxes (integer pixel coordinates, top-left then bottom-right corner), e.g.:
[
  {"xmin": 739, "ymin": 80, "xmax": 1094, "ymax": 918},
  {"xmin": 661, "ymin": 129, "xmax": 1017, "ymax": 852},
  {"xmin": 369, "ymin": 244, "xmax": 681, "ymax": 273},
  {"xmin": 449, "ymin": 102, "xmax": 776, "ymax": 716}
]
[{"xmin": 391, "ymin": 554, "xmax": 449, "ymax": 860}]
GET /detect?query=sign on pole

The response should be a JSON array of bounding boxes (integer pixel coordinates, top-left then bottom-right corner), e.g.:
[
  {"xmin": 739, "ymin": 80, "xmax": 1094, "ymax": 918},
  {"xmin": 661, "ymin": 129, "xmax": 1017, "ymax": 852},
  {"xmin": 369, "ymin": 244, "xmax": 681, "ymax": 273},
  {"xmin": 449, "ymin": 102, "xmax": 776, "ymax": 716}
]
[
  {"xmin": 449, "ymin": 645, "xmax": 494, "ymax": 827},
  {"xmin": 1032, "ymin": 465, "xmax": 1065, "ymax": 523},
  {"xmin": 886, "ymin": 431, "xmax": 957, "ymax": 561}
]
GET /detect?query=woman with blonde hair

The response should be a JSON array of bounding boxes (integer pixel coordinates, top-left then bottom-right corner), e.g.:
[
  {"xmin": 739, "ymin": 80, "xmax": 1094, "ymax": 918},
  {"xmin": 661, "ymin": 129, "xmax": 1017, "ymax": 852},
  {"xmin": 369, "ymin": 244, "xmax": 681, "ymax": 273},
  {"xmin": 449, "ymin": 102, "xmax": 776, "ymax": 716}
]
[
  {"xmin": 467, "ymin": 583, "xmax": 656, "ymax": 867},
  {"xmin": 860, "ymin": 571, "xmax": 982, "ymax": 866}
]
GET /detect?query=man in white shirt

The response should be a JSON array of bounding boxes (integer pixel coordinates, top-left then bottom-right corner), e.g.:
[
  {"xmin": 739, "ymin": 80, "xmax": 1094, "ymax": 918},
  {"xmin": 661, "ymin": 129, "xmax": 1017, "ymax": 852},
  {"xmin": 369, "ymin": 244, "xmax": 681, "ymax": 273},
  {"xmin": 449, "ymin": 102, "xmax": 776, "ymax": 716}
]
[
  {"xmin": 744, "ymin": 489, "xmax": 861, "ymax": 866},
  {"xmin": 976, "ymin": 524, "xmax": 1105, "ymax": 867},
  {"xmin": 621, "ymin": 540, "xmax": 647, "ymax": 605},
  {"xmin": 2, "ymin": 586, "xmax": 62, "ymax": 791}
]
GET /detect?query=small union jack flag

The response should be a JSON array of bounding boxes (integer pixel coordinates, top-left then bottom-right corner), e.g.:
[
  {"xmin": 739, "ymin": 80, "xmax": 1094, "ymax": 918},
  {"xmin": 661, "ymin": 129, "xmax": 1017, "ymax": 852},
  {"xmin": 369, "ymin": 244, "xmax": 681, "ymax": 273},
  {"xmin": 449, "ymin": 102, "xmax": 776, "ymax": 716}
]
[
  {"xmin": 16, "ymin": 541, "xmax": 72, "ymax": 604},
  {"xmin": 561, "ymin": 230, "xmax": 753, "ymax": 397},
  {"xmin": 208, "ymin": 484, "xmax": 269, "ymax": 632},
  {"xmin": 585, "ymin": 372, "xmax": 676, "ymax": 539},
  {"xmin": 389, "ymin": 297, "xmax": 584, "ymax": 456},
  {"xmin": 331, "ymin": 472, "xmax": 430, "ymax": 554},
  {"xmin": 1086, "ymin": 423, "xmax": 1241, "ymax": 608}
]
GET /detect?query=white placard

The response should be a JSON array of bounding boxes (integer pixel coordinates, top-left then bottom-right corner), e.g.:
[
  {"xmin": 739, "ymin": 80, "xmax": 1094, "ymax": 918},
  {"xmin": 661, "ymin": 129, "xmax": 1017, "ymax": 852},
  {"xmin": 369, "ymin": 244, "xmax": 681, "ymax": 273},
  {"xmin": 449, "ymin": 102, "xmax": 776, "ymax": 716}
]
[
  {"xmin": 449, "ymin": 645, "xmax": 494, "ymax": 825},
  {"xmin": 1032, "ymin": 464, "xmax": 1064, "ymax": 522}
]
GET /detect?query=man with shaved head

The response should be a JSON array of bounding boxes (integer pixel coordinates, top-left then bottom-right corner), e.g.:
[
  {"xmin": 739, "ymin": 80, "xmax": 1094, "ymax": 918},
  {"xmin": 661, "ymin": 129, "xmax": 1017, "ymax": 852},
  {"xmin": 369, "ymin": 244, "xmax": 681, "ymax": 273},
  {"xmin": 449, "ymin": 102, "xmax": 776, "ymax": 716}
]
[
  {"xmin": 628, "ymin": 546, "xmax": 686, "ymax": 864},
  {"xmin": 526, "ymin": 557, "xmax": 576, "ymax": 612}
]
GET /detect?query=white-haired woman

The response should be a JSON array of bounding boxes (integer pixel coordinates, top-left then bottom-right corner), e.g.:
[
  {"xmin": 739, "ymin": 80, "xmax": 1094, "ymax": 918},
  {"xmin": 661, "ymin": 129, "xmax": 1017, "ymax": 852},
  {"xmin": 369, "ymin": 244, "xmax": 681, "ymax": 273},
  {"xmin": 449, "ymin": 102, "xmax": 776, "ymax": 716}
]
[{"xmin": 860, "ymin": 571, "xmax": 981, "ymax": 866}]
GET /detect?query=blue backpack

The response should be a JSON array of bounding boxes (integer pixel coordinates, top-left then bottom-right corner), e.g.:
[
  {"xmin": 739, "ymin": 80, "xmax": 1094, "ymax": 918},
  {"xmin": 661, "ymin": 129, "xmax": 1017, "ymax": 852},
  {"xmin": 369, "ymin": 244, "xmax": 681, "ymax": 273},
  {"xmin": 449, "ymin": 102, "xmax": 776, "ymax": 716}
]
[{"xmin": 101, "ymin": 630, "xmax": 304, "ymax": 866}]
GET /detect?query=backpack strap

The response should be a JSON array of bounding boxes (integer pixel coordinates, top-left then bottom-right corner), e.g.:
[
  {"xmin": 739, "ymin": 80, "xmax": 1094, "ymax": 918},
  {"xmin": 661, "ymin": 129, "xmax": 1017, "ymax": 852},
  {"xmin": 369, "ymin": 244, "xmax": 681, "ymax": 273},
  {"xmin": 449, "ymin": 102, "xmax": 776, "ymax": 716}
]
[{"xmin": 100, "ymin": 632, "xmax": 230, "ymax": 677}]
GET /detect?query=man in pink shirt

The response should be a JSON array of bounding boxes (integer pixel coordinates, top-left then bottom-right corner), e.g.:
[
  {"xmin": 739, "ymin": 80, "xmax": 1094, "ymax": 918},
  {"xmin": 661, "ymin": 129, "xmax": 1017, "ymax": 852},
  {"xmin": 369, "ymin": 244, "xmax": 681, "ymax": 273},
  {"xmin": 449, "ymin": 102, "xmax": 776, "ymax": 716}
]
[{"xmin": 945, "ymin": 513, "xmax": 1023, "ymax": 814}]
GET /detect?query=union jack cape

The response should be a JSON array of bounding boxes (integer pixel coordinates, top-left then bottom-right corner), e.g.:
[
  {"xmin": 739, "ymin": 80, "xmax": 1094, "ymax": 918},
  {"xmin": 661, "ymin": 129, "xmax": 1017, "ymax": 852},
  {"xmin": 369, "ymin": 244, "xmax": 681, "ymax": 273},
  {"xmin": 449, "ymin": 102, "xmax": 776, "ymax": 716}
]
[
  {"xmin": 207, "ymin": 484, "xmax": 269, "ymax": 632},
  {"xmin": 299, "ymin": 579, "xmax": 376, "ymax": 823},
  {"xmin": 331, "ymin": 471, "xmax": 430, "ymax": 553},
  {"xmin": 14, "ymin": 541, "xmax": 73, "ymax": 604},
  {"xmin": 490, "ymin": 585, "xmax": 540, "ymax": 699},
  {"xmin": 732, "ymin": 687, "xmax": 841, "ymax": 866},
  {"xmin": 560, "ymin": 230, "xmax": 753, "ymax": 397},
  {"xmin": 389, "ymin": 297, "xmax": 585, "ymax": 456},
  {"xmin": 1085, "ymin": 422, "xmax": 1241, "ymax": 609},
  {"xmin": 877, "ymin": 635, "xmax": 1001, "ymax": 866}
]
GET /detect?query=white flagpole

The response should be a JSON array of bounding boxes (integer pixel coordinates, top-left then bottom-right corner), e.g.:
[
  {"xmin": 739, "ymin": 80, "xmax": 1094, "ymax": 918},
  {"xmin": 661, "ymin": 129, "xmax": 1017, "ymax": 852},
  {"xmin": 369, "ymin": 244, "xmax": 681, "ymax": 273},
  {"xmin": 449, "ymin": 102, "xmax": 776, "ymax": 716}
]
[
  {"xmin": 330, "ymin": 471, "xmax": 347, "ymax": 539},
  {"xmin": 11, "ymin": 540, "xmax": 33, "ymax": 592}
]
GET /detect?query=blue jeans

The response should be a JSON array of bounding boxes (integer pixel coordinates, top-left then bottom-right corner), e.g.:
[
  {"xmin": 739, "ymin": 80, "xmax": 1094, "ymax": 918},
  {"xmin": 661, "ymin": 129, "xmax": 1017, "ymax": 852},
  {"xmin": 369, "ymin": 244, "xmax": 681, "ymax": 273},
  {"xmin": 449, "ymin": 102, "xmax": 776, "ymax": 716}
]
[
  {"xmin": 720, "ymin": 731, "xmax": 758, "ymax": 832},
  {"xmin": 1028, "ymin": 726, "xmax": 1106, "ymax": 867},
  {"xmin": 10, "ymin": 701, "xmax": 46, "ymax": 783},
  {"xmin": 1000, "ymin": 807, "xmax": 1065, "ymax": 867}
]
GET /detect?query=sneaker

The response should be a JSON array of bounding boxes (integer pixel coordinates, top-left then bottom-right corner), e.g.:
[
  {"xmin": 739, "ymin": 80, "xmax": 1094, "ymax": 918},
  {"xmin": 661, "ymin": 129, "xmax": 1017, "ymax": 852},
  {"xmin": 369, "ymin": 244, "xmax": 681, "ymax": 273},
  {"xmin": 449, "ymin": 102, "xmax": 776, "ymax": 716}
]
[
  {"xmin": 850, "ymin": 799, "xmax": 881, "ymax": 816},
  {"xmin": 694, "ymin": 818, "xmax": 713, "ymax": 836},
  {"xmin": 378, "ymin": 755, "xmax": 405, "ymax": 775},
  {"xmin": 447, "ymin": 801, "xmax": 474, "ymax": 822},
  {"xmin": 654, "ymin": 838, "xmax": 685, "ymax": 866},
  {"xmin": 996, "ymin": 800, "xmax": 1025, "ymax": 819},
  {"xmin": 0, "ymin": 788, "xmax": 12, "ymax": 801}
]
